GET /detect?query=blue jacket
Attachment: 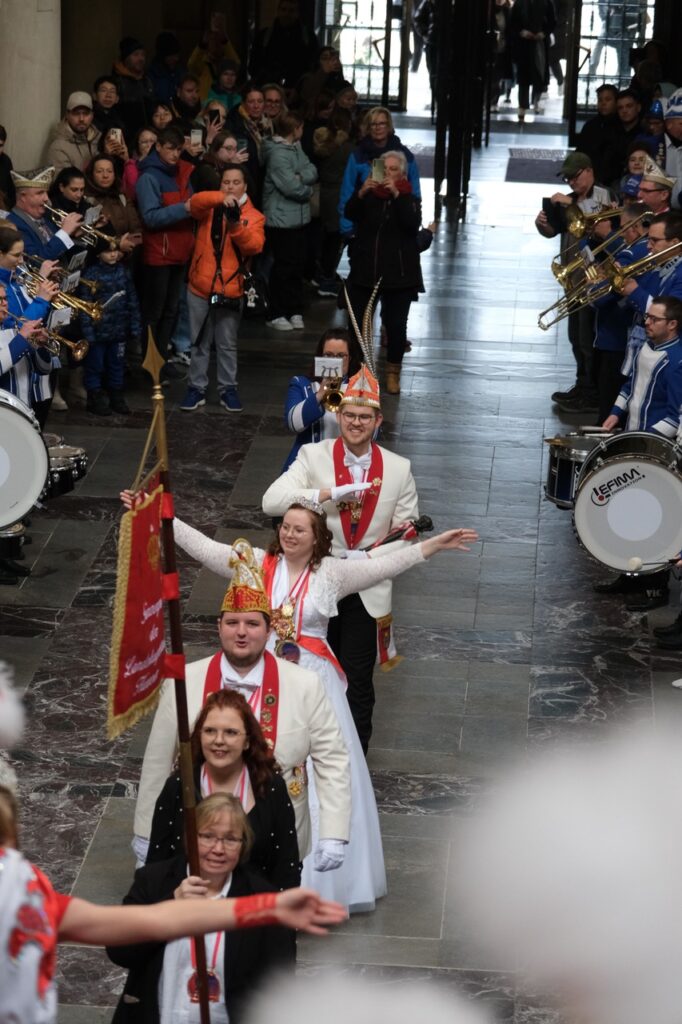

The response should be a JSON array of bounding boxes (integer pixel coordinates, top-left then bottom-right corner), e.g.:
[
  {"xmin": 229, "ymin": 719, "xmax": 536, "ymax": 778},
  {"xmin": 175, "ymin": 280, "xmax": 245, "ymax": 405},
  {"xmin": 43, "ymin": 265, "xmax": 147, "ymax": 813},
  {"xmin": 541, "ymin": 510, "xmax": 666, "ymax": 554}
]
[
  {"xmin": 78, "ymin": 262, "xmax": 141, "ymax": 345},
  {"xmin": 591, "ymin": 236, "xmax": 649, "ymax": 353},
  {"xmin": 7, "ymin": 209, "xmax": 71, "ymax": 261},
  {"xmin": 612, "ymin": 335, "xmax": 682, "ymax": 435},
  {"xmin": 338, "ymin": 133, "xmax": 421, "ymax": 237},
  {"xmin": 283, "ymin": 375, "xmax": 330, "ymax": 469},
  {"xmin": 624, "ymin": 255, "xmax": 682, "ymax": 315}
]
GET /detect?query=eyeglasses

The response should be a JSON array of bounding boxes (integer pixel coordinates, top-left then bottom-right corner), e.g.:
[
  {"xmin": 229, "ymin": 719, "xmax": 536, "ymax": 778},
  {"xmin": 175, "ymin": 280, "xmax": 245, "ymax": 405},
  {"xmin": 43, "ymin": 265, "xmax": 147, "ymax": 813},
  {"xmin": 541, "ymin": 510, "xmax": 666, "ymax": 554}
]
[
  {"xmin": 197, "ymin": 832, "xmax": 244, "ymax": 849},
  {"xmin": 340, "ymin": 411, "xmax": 375, "ymax": 424},
  {"xmin": 370, "ymin": 121, "xmax": 389, "ymax": 128},
  {"xmin": 643, "ymin": 313, "xmax": 671, "ymax": 322},
  {"xmin": 563, "ymin": 168, "xmax": 587, "ymax": 183},
  {"xmin": 638, "ymin": 187, "xmax": 663, "ymax": 194},
  {"xmin": 201, "ymin": 727, "xmax": 245, "ymax": 739}
]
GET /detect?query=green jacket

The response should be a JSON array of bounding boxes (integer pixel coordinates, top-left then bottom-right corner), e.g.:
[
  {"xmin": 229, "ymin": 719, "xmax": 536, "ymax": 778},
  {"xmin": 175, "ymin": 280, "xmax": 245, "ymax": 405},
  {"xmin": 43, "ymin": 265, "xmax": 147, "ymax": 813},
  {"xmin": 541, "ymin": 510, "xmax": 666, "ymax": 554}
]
[{"xmin": 262, "ymin": 137, "xmax": 317, "ymax": 229}]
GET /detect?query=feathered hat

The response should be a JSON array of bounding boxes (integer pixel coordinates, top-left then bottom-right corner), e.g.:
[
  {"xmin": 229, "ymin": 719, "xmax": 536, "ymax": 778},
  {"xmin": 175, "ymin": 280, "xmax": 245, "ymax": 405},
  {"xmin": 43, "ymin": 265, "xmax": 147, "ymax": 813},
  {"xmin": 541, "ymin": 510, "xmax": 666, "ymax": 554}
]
[
  {"xmin": 221, "ymin": 538, "xmax": 271, "ymax": 616},
  {"xmin": 340, "ymin": 364, "xmax": 381, "ymax": 410}
]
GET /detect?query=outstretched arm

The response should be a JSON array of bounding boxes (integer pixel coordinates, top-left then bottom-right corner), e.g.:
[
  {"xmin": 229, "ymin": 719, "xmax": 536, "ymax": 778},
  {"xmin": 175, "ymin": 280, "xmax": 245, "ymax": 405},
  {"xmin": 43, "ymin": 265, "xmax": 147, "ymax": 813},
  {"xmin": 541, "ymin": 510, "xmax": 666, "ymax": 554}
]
[{"xmin": 60, "ymin": 888, "xmax": 346, "ymax": 946}]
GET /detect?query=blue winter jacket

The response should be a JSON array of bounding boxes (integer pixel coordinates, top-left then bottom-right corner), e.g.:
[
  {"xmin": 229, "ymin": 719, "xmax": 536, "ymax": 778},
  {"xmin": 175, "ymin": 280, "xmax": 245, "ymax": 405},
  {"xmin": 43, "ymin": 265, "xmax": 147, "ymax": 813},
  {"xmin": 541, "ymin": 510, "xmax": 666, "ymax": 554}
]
[{"xmin": 338, "ymin": 132, "xmax": 421, "ymax": 237}]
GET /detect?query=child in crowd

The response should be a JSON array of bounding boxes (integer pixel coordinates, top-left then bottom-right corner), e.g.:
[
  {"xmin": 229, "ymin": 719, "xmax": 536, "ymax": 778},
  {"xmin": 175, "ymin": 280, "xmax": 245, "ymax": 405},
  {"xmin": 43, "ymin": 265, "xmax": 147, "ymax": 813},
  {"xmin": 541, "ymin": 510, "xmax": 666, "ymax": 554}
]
[
  {"xmin": 80, "ymin": 246, "xmax": 141, "ymax": 416},
  {"xmin": 208, "ymin": 59, "xmax": 242, "ymax": 111}
]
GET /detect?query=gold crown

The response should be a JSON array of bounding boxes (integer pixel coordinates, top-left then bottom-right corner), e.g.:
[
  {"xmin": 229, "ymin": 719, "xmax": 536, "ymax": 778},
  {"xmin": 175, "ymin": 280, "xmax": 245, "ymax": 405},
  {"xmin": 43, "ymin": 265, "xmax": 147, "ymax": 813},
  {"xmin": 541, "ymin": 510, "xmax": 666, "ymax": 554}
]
[{"xmin": 221, "ymin": 538, "xmax": 271, "ymax": 616}]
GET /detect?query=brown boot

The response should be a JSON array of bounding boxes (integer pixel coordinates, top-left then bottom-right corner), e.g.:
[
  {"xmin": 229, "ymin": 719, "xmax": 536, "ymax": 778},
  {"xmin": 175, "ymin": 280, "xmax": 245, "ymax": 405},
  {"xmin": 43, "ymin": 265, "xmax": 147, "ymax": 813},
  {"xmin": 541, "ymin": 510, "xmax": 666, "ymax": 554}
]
[{"xmin": 385, "ymin": 362, "xmax": 401, "ymax": 395}]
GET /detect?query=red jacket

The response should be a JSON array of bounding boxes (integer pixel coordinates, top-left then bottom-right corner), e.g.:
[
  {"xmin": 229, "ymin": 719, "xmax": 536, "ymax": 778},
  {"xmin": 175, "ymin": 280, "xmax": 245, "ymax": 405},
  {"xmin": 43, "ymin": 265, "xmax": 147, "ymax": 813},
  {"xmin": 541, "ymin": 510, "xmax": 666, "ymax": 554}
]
[
  {"xmin": 188, "ymin": 192, "xmax": 265, "ymax": 300},
  {"xmin": 137, "ymin": 155, "xmax": 195, "ymax": 266}
]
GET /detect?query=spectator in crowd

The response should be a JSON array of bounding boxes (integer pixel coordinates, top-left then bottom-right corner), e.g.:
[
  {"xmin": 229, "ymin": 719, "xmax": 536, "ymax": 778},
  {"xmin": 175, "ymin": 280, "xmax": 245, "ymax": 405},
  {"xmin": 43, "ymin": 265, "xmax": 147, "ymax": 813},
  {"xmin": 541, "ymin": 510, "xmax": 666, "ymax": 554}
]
[
  {"xmin": 121, "ymin": 126, "xmax": 158, "ymax": 202},
  {"xmin": 576, "ymin": 84, "xmax": 624, "ymax": 186},
  {"xmin": 490, "ymin": 0, "xmax": 514, "ymax": 111},
  {"xmin": 636, "ymin": 157, "xmax": 674, "ymax": 214},
  {"xmin": 148, "ymin": 31, "xmax": 185, "ymax": 107},
  {"xmin": 335, "ymin": 82, "xmax": 360, "ymax": 124},
  {"xmin": 208, "ymin": 59, "xmax": 243, "ymax": 111},
  {"xmin": 338, "ymin": 107, "xmax": 421, "ymax": 238},
  {"xmin": 46, "ymin": 91, "xmax": 102, "ymax": 172},
  {"xmin": 249, "ymin": 0, "xmax": 319, "ymax": 93},
  {"xmin": 509, "ymin": 0, "xmax": 556, "ymax": 121},
  {"xmin": 283, "ymin": 326, "xmax": 363, "ymax": 469},
  {"xmin": 150, "ymin": 101, "xmax": 174, "ymax": 133},
  {"xmin": 618, "ymin": 140, "xmax": 655, "ymax": 200},
  {"xmin": 146, "ymin": 689, "xmax": 300, "ymax": 891},
  {"xmin": 190, "ymin": 131, "xmax": 248, "ymax": 193},
  {"xmin": 616, "ymin": 88, "xmax": 645, "ymax": 151},
  {"xmin": 79, "ymin": 237, "xmax": 141, "ymax": 416},
  {"xmin": 91, "ymin": 76, "xmax": 127, "ymax": 137},
  {"xmin": 263, "ymin": 84, "xmax": 287, "ymax": 124},
  {"xmin": 663, "ymin": 88, "xmax": 682, "ymax": 209},
  {"xmin": 344, "ymin": 150, "xmax": 422, "ymax": 395},
  {"xmin": 0, "ymin": 126, "xmax": 14, "ymax": 209},
  {"xmin": 136, "ymin": 125, "xmax": 194, "ymax": 380},
  {"xmin": 414, "ymin": 0, "xmax": 438, "ymax": 99},
  {"xmin": 47, "ymin": 165, "xmax": 89, "ymax": 225},
  {"xmin": 170, "ymin": 74, "xmax": 203, "ymax": 130},
  {"xmin": 262, "ymin": 111, "xmax": 317, "ymax": 332},
  {"xmin": 226, "ymin": 85, "xmax": 272, "ymax": 195},
  {"xmin": 199, "ymin": 99, "xmax": 229, "ymax": 145},
  {"xmin": 84, "ymin": 155, "xmax": 142, "ymax": 255},
  {"xmin": 113, "ymin": 36, "xmax": 155, "ymax": 139},
  {"xmin": 188, "ymin": 21, "xmax": 240, "ymax": 102},
  {"xmin": 180, "ymin": 161, "xmax": 265, "ymax": 413},
  {"xmin": 313, "ymin": 107, "xmax": 354, "ymax": 297},
  {"xmin": 298, "ymin": 47, "xmax": 345, "ymax": 110}
]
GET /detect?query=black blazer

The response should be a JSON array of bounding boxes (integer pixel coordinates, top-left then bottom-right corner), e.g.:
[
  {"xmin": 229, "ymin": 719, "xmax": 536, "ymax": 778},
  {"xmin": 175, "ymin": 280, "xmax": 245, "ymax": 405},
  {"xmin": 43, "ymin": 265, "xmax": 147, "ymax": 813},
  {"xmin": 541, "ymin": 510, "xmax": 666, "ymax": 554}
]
[
  {"xmin": 107, "ymin": 857, "xmax": 295, "ymax": 1024},
  {"xmin": 345, "ymin": 188, "xmax": 422, "ymax": 291},
  {"xmin": 147, "ymin": 766, "xmax": 301, "ymax": 892}
]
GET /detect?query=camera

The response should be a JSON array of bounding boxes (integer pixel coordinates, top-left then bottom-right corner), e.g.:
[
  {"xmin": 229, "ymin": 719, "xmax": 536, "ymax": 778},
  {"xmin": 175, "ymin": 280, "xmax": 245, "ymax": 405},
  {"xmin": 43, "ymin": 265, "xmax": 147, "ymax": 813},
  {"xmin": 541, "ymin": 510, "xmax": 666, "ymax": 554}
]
[
  {"xmin": 209, "ymin": 293, "xmax": 242, "ymax": 311},
  {"xmin": 224, "ymin": 202, "xmax": 241, "ymax": 223}
]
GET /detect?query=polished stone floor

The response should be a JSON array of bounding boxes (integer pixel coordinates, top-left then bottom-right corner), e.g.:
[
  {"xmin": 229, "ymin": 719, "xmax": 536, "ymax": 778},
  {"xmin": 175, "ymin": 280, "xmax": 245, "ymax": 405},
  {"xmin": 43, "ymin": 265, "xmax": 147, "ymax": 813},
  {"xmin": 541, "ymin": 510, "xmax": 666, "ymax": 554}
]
[{"xmin": 4, "ymin": 119, "xmax": 682, "ymax": 1023}]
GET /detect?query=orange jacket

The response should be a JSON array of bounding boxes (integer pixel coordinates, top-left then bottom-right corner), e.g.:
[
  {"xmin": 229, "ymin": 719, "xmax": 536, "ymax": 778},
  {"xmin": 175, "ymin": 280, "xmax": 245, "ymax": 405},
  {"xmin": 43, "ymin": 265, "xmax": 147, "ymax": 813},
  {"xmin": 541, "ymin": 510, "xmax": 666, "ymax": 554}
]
[{"xmin": 187, "ymin": 192, "xmax": 265, "ymax": 300}]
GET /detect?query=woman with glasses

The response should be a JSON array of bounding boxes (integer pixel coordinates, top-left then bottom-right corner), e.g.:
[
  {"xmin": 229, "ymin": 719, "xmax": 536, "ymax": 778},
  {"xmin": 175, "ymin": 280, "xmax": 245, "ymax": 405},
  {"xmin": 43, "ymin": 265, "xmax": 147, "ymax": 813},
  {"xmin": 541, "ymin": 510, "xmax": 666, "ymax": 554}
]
[
  {"xmin": 147, "ymin": 689, "xmax": 300, "ymax": 892},
  {"xmin": 189, "ymin": 130, "xmax": 249, "ymax": 193},
  {"xmin": 107, "ymin": 793, "xmax": 296, "ymax": 1024}
]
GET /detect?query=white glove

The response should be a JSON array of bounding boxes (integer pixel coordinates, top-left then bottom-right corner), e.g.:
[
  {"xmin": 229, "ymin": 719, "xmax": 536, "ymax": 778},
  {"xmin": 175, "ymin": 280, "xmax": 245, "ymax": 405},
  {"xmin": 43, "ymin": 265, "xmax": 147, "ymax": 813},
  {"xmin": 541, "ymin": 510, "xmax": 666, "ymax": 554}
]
[
  {"xmin": 313, "ymin": 838, "xmax": 347, "ymax": 872},
  {"xmin": 131, "ymin": 833, "xmax": 149, "ymax": 867},
  {"xmin": 339, "ymin": 549, "xmax": 369, "ymax": 560},
  {"xmin": 331, "ymin": 482, "xmax": 372, "ymax": 501}
]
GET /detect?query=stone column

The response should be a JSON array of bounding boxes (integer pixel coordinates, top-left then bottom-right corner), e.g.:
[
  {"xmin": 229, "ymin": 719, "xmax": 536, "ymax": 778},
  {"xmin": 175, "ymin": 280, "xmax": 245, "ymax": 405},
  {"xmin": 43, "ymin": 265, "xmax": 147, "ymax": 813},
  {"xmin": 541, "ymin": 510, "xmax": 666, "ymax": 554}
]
[{"xmin": 0, "ymin": 0, "xmax": 62, "ymax": 169}]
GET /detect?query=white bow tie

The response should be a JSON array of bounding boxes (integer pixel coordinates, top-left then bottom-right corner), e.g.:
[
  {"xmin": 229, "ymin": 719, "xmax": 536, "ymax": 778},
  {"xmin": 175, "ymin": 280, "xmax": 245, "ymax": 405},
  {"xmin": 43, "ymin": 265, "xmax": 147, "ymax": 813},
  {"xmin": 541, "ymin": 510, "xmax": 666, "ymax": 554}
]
[
  {"xmin": 223, "ymin": 676, "xmax": 259, "ymax": 694},
  {"xmin": 343, "ymin": 451, "xmax": 371, "ymax": 470}
]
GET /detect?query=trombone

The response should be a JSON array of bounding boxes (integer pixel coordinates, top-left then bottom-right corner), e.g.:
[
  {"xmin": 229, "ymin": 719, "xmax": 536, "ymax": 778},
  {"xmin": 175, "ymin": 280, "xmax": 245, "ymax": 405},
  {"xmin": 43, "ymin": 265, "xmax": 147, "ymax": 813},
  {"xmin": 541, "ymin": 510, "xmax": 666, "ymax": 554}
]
[
  {"xmin": 550, "ymin": 208, "xmax": 650, "ymax": 290},
  {"xmin": 45, "ymin": 202, "xmax": 118, "ymax": 250},
  {"xmin": 538, "ymin": 239, "xmax": 682, "ymax": 331},
  {"xmin": 564, "ymin": 203, "xmax": 626, "ymax": 240},
  {"xmin": 16, "ymin": 263, "xmax": 104, "ymax": 321},
  {"xmin": 8, "ymin": 315, "xmax": 89, "ymax": 361}
]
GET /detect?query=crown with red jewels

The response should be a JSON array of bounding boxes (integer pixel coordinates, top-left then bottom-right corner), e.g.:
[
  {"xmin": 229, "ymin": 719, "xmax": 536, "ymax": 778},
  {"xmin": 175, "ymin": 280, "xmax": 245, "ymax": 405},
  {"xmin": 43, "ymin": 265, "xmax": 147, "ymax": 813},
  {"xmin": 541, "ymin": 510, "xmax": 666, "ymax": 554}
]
[{"xmin": 221, "ymin": 539, "xmax": 271, "ymax": 615}]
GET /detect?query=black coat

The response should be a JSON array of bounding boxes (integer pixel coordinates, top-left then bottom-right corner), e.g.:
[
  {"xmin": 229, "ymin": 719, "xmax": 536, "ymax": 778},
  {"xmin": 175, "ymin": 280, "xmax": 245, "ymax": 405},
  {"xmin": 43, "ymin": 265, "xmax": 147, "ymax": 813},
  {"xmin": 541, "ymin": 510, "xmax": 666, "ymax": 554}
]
[
  {"xmin": 576, "ymin": 114, "xmax": 627, "ymax": 187},
  {"xmin": 345, "ymin": 187, "xmax": 422, "ymax": 291},
  {"xmin": 107, "ymin": 857, "xmax": 295, "ymax": 1024},
  {"xmin": 147, "ymin": 767, "xmax": 301, "ymax": 892}
]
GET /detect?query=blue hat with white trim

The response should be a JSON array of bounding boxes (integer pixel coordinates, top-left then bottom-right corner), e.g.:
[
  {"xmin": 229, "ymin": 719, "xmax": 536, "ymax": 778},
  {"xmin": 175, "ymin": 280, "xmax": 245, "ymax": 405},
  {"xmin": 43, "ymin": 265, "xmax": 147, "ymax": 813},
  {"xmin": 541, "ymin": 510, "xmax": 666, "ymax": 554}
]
[{"xmin": 664, "ymin": 89, "xmax": 682, "ymax": 120}]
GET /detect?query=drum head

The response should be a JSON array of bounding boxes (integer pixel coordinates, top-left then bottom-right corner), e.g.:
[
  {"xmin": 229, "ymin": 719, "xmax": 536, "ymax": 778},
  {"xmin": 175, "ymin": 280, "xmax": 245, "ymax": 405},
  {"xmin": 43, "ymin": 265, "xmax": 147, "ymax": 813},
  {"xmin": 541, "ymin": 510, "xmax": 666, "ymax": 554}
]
[
  {"xmin": 0, "ymin": 394, "xmax": 48, "ymax": 528},
  {"xmin": 574, "ymin": 457, "xmax": 682, "ymax": 571}
]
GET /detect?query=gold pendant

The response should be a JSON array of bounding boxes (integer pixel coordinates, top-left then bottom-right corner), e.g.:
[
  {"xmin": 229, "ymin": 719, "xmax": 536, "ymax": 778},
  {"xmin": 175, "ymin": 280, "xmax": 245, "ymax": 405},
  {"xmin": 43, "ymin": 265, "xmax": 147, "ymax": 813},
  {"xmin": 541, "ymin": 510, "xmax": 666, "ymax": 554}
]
[{"xmin": 281, "ymin": 600, "xmax": 294, "ymax": 618}]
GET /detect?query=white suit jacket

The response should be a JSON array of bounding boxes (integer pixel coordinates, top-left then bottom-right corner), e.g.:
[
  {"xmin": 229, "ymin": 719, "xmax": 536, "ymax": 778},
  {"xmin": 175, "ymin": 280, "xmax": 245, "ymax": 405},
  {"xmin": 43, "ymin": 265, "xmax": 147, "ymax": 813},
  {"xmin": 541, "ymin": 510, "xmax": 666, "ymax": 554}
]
[
  {"xmin": 134, "ymin": 654, "xmax": 351, "ymax": 859},
  {"xmin": 261, "ymin": 439, "xmax": 419, "ymax": 617}
]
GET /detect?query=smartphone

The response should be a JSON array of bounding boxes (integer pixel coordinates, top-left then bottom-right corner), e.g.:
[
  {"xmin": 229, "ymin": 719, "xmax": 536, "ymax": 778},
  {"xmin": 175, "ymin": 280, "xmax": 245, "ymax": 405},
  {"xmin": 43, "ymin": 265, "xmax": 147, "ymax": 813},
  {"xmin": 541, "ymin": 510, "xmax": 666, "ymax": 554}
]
[
  {"xmin": 371, "ymin": 157, "xmax": 385, "ymax": 181},
  {"xmin": 190, "ymin": 129, "xmax": 203, "ymax": 147},
  {"xmin": 208, "ymin": 109, "xmax": 221, "ymax": 125},
  {"xmin": 237, "ymin": 138, "xmax": 248, "ymax": 153},
  {"xmin": 109, "ymin": 128, "xmax": 123, "ymax": 145}
]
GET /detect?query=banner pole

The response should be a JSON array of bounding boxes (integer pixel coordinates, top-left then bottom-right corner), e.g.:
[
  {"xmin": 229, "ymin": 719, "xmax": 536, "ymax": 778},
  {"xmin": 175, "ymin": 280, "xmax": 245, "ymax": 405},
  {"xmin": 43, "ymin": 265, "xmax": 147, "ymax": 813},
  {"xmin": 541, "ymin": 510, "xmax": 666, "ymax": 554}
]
[{"xmin": 143, "ymin": 331, "xmax": 212, "ymax": 1024}]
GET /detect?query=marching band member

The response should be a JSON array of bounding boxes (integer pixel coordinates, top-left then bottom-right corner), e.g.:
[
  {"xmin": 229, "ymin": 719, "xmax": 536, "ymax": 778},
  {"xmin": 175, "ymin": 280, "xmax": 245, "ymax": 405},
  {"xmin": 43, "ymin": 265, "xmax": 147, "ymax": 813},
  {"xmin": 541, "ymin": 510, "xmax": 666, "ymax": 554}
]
[
  {"xmin": 7, "ymin": 166, "xmax": 82, "ymax": 261},
  {"xmin": 262, "ymin": 365, "xmax": 419, "ymax": 754},
  {"xmin": 133, "ymin": 547, "xmax": 351, "ymax": 885}
]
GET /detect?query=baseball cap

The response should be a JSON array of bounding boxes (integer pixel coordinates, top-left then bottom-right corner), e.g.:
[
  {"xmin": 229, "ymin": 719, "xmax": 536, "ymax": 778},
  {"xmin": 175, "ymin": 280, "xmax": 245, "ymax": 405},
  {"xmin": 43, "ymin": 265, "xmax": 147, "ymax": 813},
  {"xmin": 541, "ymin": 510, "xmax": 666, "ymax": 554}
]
[
  {"xmin": 66, "ymin": 91, "xmax": 93, "ymax": 112},
  {"xmin": 558, "ymin": 151, "xmax": 592, "ymax": 179}
]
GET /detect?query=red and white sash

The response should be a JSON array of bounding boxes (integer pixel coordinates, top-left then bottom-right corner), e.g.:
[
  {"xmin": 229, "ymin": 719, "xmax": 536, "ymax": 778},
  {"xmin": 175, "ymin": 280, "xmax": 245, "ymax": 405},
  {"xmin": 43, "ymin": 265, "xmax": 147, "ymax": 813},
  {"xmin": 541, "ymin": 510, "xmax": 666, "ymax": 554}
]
[{"xmin": 203, "ymin": 650, "xmax": 280, "ymax": 749}]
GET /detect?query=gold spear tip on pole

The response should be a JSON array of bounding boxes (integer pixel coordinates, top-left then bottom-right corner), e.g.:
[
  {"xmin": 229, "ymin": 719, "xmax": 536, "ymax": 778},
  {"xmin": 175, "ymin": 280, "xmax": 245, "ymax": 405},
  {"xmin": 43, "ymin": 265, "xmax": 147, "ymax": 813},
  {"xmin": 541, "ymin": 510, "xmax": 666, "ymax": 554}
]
[{"xmin": 142, "ymin": 328, "xmax": 165, "ymax": 386}]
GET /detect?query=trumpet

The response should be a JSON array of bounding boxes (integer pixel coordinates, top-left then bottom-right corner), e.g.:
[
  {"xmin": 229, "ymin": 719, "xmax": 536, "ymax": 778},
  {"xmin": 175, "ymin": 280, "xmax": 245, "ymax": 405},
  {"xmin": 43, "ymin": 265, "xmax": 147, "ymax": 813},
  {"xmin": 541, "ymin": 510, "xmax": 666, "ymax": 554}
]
[
  {"xmin": 8, "ymin": 316, "xmax": 89, "ymax": 361},
  {"xmin": 44, "ymin": 202, "xmax": 118, "ymax": 250},
  {"xmin": 564, "ymin": 203, "xmax": 626, "ymax": 239},
  {"xmin": 538, "ymin": 239, "xmax": 682, "ymax": 330},
  {"xmin": 550, "ymin": 209, "xmax": 650, "ymax": 291},
  {"xmin": 16, "ymin": 263, "xmax": 104, "ymax": 321},
  {"xmin": 24, "ymin": 253, "xmax": 100, "ymax": 295},
  {"xmin": 318, "ymin": 375, "xmax": 344, "ymax": 412}
]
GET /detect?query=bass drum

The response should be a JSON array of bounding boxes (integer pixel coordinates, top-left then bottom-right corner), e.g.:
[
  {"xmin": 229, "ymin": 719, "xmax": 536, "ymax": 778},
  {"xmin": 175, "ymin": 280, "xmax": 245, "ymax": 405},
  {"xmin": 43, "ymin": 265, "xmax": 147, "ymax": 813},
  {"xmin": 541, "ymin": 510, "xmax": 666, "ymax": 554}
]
[
  {"xmin": 573, "ymin": 432, "xmax": 682, "ymax": 573},
  {"xmin": 0, "ymin": 390, "xmax": 48, "ymax": 529}
]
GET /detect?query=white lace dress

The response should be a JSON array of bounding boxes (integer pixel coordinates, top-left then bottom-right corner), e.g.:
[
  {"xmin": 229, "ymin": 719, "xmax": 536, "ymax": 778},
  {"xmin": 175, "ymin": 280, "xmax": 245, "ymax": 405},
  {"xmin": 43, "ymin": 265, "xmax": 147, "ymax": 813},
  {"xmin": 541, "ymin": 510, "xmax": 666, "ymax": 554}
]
[{"xmin": 173, "ymin": 518, "xmax": 425, "ymax": 913}]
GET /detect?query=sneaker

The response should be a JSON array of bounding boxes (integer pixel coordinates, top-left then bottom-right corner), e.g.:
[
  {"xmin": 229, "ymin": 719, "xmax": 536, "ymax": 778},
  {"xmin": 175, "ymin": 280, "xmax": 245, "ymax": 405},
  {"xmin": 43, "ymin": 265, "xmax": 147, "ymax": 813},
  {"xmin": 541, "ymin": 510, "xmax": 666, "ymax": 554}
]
[
  {"xmin": 87, "ymin": 389, "xmax": 112, "ymax": 417},
  {"xmin": 289, "ymin": 315, "xmax": 305, "ymax": 330},
  {"xmin": 554, "ymin": 393, "xmax": 599, "ymax": 414},
  {"xmin": 161, "ymin": 362, "xmax": 186, "ymax": 380},
  {"xmin": 220, "ymin": 387, "xmax": 242, "ymax": 412},
  {"xmin": 180, "ymin": 387, "xmax": 206, "ymax": 411},
  {"xmin": 266, "ymin": 317, "xmax": 294, "ymax": 331},
  {"xmin": 317, "ymin": 279, "xmax": 338, "ymax": 298},
  {"xmin": 109, "ymin": 391, "xmax": 131, "ymax": 415},
  {"xmin": 169, "ymin": 350, "xmax": 191, "ymax": 367}
]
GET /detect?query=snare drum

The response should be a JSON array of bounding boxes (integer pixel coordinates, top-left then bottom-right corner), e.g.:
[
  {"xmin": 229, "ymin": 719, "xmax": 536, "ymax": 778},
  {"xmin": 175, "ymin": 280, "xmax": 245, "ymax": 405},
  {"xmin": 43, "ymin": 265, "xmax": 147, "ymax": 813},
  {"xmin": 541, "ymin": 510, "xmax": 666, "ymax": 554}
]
[
  {"xmin": 573, "ymin": 431, "xmax": 682, "ymax": 573},
  {"xmin": 46, "ymin": 456, "xmax": 76, "ymax": 499},
  {"xmin": 48, "ymin": 444, "xmax": 88, "ymax": 481},
  {"xmin": 0, "ymin": 390, "xmax": 49, "ymax": 528},
  {"xmin": 42, "ymin": 432, "xmax": 64, "ymax": 449},
  {"xmin": 545, "ymin": 434, "xmax": 602, "ymax": 508}
]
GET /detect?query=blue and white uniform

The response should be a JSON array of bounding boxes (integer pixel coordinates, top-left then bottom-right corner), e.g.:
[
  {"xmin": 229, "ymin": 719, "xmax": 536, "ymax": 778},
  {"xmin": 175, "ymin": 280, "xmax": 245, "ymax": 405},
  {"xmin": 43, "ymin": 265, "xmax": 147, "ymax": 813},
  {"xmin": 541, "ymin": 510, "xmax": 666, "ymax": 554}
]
[{"xmin": 611, "ymin": 334, "xmax": 682, "ymax": 435}]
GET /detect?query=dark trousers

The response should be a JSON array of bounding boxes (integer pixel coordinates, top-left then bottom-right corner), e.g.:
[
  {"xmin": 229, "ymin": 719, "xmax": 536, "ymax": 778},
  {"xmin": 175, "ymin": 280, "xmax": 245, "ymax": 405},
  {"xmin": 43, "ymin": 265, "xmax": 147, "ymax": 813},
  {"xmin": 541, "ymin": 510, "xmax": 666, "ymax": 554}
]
[
  {"xmin": 346, "ymin": 282, "xmax": 413, "ymax": 364},
  {"xmin": 595, "ymin": 348, "xmax": 625, "ymax": 423},
  {"xmin": 319, "ymin": 229, "xmax": 342, "ymax": 280},
  {"xmin": 141, "ymin": 264, "xmax": 186, "ymax": 359},
  {"xmin": 267, "ymin": 226, "xmax": 307, "ymax": 319},
  {"xmin": 83, "ymin": 336, "xmax": 126, "ymax": 393},
  {"xmin": 567, "ymin": 307, "xmax": 597, "ymax": 396},
  {"xmin": 327, "ymin": 593, "xmax": 377, "ymax": 755}
]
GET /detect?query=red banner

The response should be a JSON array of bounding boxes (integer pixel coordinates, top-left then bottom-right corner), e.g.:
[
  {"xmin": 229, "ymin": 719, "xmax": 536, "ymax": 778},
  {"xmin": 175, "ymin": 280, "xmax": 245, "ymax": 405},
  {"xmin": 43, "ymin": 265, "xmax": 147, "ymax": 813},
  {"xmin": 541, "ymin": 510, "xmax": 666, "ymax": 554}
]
[{"xmin": 107, "ymin": 483, "xmax": 166, "ymax": 739}]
